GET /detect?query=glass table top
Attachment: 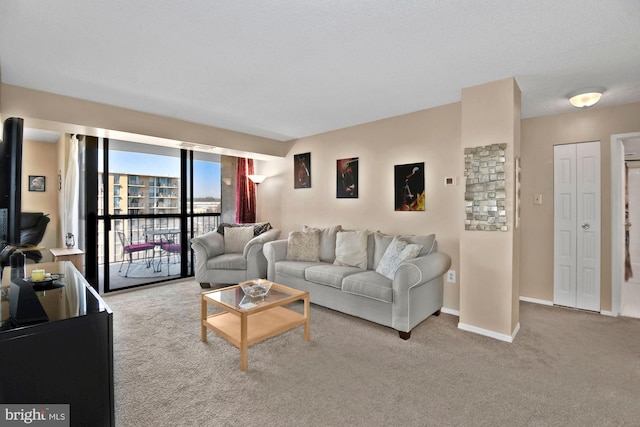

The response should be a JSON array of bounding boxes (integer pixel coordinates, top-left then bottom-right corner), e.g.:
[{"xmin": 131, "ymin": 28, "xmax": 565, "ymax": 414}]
[
  {"xmin": 204, "ymin": 282, "xmax": 300, "ymax": 311},
  {"xmin": 1, "ymin": 261, "xmax": 111, "ymax": 331}
]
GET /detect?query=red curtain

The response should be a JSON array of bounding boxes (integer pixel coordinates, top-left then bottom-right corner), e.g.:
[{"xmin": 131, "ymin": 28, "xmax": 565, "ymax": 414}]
[{"xmin": 236, "ymin": 157, "xmax": 256, "ymax": 223}]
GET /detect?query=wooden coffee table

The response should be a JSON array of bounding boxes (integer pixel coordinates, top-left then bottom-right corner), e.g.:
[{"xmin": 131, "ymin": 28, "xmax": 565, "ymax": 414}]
[{"xmin": 201, "ymin": 280, "xmax": 310, "ymax": 371}]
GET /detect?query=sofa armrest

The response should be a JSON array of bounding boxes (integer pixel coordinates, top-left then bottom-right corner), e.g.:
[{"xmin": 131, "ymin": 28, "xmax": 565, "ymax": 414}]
[
  {"xmin": 190, "ymin": 230, "xmax": 225, "ymax": 259},
  {"xmin": 263, "ymin": 239, "xmax": 288, "ymax": 281},
  {"xmin": 391, "ymin": 251, "xmax": 451, "ymax": 332},
  {"xmin": 393, "ymin": 251, "xmax": 452, "ymax": 290},
  {"xmin": 243, "ymin": 228, "xmax": 281, "ymax": 258}
]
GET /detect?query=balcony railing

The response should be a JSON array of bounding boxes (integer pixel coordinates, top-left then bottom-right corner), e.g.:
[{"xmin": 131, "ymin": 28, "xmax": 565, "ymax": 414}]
[{"xmin": 98, "ymin": 214, "xmax": 221, "ymax": 265}]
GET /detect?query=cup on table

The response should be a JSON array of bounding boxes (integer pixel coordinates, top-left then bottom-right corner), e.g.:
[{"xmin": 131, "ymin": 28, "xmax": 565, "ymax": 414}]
[{"xmin": 31, "ymin": 269, "xmax": 46, "ymax": 281}]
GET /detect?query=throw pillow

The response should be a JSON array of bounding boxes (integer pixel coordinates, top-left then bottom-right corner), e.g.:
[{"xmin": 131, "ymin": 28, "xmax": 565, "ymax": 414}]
[
  {"xmin": 224, "ymin": 226, "xmax": 255, "ymax": 253},
  {"xmin": 286, "ymin": 230, "xmax": 321, "ymax": 262},
  {"xmin": 217, "ymin": 222, "xmax": 272, "ymax": 236},
  {"xmin": 333, "ymin": 230, "xmax": 368, "ymax": 269},
  {"xmin": 375, "ymin": 237, "xmax": 423, "ymax": 280},
  {"xmin": 303, "ymin": 225, "xmax": 342, "ymax": 263}
]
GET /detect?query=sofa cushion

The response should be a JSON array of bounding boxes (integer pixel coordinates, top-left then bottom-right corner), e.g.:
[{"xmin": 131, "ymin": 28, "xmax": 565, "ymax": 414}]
[
  {"xmin": 286, "ymin": 230, "xmax": 321, "ymax": 262},
  {"xmin": 373, "ymin": 232, "xmax": 394, "ymax": 269},
  {"xmin": 404, "ymin": 233, "xmax": 436, "ymax": 256},
  {"xmin": 374, "ymin": 232, "xmax": 436, "ymax": 268},
  {"xmin": 304, "ymin": 225, "xmax": 342, "ymax": 263},
  {"xmin": 342, "ymin": 271, "xmax": 393, "ymax": 303},
  {"xmin": 305, "ymin": 264, "xmax": 362, "ymax": 289},
  {"xmin": 275, "ymin": 260, "xmax": 322, "ymax": 279},
  {"xmin": 334, "ymin": 230, "xmax": 368, "ymax": 269},
  {"xmin": 224, "ymin": 226, "xmax": 254, "ymax": 253},
  {"xmin": 375, "ymin": 237, "xmax": 423, "ymax": 280},
  {"xmin": 207, "ymin": 253, "xmax": 247, "ymax": 270}
]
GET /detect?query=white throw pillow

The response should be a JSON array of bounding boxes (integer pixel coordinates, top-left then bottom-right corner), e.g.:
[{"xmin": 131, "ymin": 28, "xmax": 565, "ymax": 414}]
[
  {"xmin": 224, "ymin": 226, "xmax": 255, "ymax": 253},
  {"xmin": 333, "ymin": 230, "xmax": 368, "ymax": 269},
  {"xmin": 375, "ymin": 237, "xmax": 423, "ymax": 280},
  {"xmin": 286, "ymin": 230, "xmax": 321, "ymax": 262}
]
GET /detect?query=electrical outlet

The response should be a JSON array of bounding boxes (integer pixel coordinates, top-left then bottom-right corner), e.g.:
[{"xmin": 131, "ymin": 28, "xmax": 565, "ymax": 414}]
[{"xmin": 447, "ymin": 269, "xmax": 456, "ymax": 283}]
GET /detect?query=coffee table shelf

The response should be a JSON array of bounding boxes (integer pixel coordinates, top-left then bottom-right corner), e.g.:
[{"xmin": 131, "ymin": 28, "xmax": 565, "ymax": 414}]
[
  {"xmin": 201, "ymin": 281, "xmax": 310, "ymax": 371},
  {"xmin": 204, "ymin": 306, "xmax": 306, "ymax": 347}
]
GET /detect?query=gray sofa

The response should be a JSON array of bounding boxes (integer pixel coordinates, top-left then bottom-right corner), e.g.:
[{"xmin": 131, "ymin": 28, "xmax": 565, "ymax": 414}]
[
  {"xmin": 263, "ymin": 226, "xmax": 451, "ymax": 339},
  {"xmin": 191, "ymin": 223, "xmax": 280, "ymax": 287}
]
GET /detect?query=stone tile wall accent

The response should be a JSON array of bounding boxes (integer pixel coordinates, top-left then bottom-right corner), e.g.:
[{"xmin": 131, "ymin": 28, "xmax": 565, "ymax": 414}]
[{"xmin": 464, "ymin": 144, "xmax": 508, "ymax": 231}]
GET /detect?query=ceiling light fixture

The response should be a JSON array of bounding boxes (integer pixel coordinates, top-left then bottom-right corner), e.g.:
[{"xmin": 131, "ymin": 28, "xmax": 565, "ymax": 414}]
[{"xmin": 568, "ymin": 87, "xmax": 605, "ymax": 108}]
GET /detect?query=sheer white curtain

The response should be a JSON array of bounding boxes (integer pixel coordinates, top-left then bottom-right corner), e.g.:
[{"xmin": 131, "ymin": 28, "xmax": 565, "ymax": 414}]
[{"xmin": 62, "ymin": 135, "xmax": 80, "ymax": 246}]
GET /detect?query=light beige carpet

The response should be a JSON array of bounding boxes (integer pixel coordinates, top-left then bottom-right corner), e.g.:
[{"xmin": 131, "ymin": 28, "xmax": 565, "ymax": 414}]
[{"xmin": 104, "ymin": 280, "xmax": 640, "ymax": 427}]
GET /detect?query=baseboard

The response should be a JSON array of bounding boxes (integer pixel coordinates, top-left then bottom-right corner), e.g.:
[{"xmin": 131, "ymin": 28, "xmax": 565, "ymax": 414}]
[
  {"xmin": 441, "ymin": 307, "xmax": 460, "ymax": 316},
  {"xmin": 519, "ymin": 296, "xmax": 554, "ymax": 306},
  {"xmin": 519, "ymin": 297, "xmax": 618, "ymax": 317},
  {"xmin": 458, "ymin": 322, "xmax": 520, "ymax": 343}
]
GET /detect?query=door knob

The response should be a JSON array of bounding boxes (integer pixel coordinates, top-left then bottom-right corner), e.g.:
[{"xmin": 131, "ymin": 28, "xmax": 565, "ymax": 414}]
[{"xmin": 581, "ymin": 223, "xmax": 590, "ymax": 230}]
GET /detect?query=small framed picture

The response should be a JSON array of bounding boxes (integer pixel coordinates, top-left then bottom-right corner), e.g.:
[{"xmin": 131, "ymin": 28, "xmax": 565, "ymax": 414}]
[
  {"xmin": 294, "ymin": 152, "xmax": 311, "ymax": 189},
  {"xmin": 337, "ymin": 157, "xmax": 358, "ymax": 198},
  {"xmin": 29, "ymin": 175, "xmax": 46, "ymax": 192},
  {"xmin": 394, "ymin": 162, "xmax": 425, "ymax": 211}
]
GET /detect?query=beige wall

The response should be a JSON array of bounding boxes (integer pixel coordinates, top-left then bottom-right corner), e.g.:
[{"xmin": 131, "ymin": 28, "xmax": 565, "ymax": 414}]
[
  {"xmin": 459, "ymin": 78, "xmax": 520, "ymax": 338},
  {"xmin": 520, "ymin": 102, "xmax": 640, "ymax": 311},
  {"xmin": 256, "ymin": 102, "xmax": 464, "ymax": 310},
  {"xmin": 21, "ymin": 139, "xmax": 60, "ymax": 262}
]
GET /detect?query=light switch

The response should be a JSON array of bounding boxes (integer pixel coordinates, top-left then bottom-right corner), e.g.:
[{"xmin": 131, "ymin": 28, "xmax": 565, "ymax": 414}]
[{"xmin": 534, "ymin": 194, "xmax": 542, "ymax": 205}]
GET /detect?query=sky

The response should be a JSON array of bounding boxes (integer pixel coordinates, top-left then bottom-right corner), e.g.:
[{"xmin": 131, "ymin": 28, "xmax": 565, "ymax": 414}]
[{"xmin": 101, "ymin": 150, "xmax": 221, "ymax": 198}]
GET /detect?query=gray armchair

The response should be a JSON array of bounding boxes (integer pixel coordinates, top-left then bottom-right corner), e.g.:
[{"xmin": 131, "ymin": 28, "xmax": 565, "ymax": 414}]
[{"xmin": 191, "ymin": 226, "xmax": 280, "ymax": 287}]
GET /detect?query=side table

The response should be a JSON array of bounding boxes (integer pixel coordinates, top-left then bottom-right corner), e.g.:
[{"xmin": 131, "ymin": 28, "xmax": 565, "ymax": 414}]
[{"xmin": 50, "ymin": 247, "xmax": 84, "ymax": 272}]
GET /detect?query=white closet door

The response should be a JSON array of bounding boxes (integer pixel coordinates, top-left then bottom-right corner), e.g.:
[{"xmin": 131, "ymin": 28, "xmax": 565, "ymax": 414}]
[
  {"xmin": 575, "ymin": 141, "xmax": 601, "ymax": 311},
  {"xmin": 554, "ymin": 144, "xmax": 578, "ymax": 307},
  {"xmin": 554, "ymin": 142, "xmax": 601, "ymax": 311}
]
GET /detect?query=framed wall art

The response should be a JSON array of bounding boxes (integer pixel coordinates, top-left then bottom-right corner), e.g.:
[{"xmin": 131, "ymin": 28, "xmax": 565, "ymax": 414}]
[
  {"xmin": 464, "ymin": 144, "xmax": 508, "ymax": 231},
  {"xmin": 394, "ymin": 162, "xmax": 425, "ymax": 211},
  {"xmin": 29, "ymin": 175, "xmax": 46, "ymax": 192},
  {"xmin": 337, "ymin": 157, "xmax": 358, "ymax": 198},
  {"xmin": 294, "ymin": 152, "xmax": 311, "ymax": 189}
]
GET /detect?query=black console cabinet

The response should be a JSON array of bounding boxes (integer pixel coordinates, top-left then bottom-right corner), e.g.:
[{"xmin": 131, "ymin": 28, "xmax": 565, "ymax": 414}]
[{"xmin": 0, "ymin": 262, "xmax": 114, "ymax": 426}]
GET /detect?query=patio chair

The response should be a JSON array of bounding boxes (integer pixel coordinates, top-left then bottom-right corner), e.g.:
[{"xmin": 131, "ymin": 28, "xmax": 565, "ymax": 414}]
[
  {"xmin": 160, "ymin": 240, "xmax": 181, "ymax": 276},
  {"xmin": 116, "ymin": 231, "xmax": 156, "ymax": 277}
]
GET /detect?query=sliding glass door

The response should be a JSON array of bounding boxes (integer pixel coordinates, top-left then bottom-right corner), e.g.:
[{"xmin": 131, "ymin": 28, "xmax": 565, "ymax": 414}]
[{"xmin": 86, "ymin": 138, "xmax": 221, "ymax": 292}]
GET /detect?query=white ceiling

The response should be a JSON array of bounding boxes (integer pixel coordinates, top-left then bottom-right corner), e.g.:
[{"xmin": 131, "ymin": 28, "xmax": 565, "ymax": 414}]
[{"xmin": 1, "ymin": 1, "xmax": 639, "ymax": 143}]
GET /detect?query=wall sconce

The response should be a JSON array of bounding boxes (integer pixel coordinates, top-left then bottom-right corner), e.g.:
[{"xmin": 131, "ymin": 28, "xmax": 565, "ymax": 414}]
[
  {"xmin": 248, "ymin": 175, "xmax": 267, "ymax": 185},
  {"xmin": 568, "ymin": 87, "xmax": 605, "ymax": 108}
]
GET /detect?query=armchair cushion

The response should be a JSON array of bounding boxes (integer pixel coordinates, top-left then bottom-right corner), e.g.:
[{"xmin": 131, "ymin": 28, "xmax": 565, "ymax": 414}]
[
  {"xmin": 224, "ymin": 226, "xmax": 254, "ymax": 253},
  {"xmin": 207, "ymin": 253, "xmax": 247, "ymax": 270}
]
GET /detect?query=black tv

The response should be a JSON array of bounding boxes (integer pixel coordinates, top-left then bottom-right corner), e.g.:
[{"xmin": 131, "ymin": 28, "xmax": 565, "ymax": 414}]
[{"xmin": 0, "ymin": 117, "xmax": 23, "ymax": 246}]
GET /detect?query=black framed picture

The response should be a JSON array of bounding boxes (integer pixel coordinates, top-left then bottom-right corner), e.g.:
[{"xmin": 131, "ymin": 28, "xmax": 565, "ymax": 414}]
[
  {"xmin": 28, "ymin": 175, "xmax": 46, "ymax": 192},
  {"xmin": 294, "ymin": 152, "xmax": 311, "ymax": 189},
  {"xmin": 394, "ymin": 162, "xmax": 425, "ymax": 211},
  {"xmin": 337, "ymin": 157, "xmax": 358, "ymax": 198}
]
